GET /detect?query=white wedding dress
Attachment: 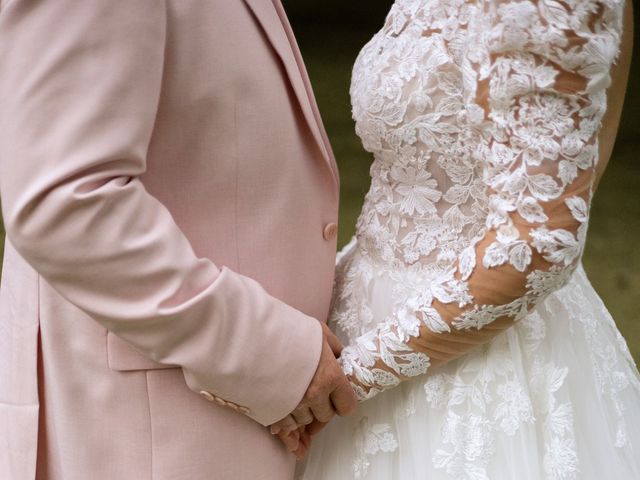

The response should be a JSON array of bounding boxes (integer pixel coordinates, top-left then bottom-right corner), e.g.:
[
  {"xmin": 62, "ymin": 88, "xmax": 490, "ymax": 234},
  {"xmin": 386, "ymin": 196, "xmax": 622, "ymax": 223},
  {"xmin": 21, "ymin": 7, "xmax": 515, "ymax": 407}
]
[{"xmin": 300, "ymin": 0, "xmax": 640, "ymax": 479}]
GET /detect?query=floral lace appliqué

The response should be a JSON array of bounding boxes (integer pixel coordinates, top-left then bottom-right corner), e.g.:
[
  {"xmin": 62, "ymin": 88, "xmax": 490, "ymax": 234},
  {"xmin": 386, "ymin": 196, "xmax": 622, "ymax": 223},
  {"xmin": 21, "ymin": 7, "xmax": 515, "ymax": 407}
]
[{"xmin": 328, "ymin": 0, "xmax": 630, "ymax": 478}]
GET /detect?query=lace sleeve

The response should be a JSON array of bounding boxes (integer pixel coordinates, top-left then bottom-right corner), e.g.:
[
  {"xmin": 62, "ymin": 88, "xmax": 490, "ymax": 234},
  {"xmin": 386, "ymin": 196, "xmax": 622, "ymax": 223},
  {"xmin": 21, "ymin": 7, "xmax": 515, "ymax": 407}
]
[{"xmin": 340, "ymin": 0, "xmax": 625, "ymax": 401}]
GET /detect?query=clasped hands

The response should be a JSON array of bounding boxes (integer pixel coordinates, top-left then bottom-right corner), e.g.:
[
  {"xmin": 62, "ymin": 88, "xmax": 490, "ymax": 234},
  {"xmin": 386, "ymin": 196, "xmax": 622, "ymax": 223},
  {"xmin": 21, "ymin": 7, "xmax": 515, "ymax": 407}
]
[{"xmin": 269, "ymin": 322, "xmax": 358, "ymax": 459}]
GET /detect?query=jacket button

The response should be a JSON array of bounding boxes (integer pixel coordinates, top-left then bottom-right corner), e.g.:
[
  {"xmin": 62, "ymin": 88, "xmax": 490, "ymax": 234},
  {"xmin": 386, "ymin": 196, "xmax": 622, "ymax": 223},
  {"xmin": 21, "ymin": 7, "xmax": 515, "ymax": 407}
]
[
  {"xmin": 213, "ymin": 396, "xmax": 228, "ymax": 407},
  {"xmin": 199, "ymin": 390, "xmax": 215, "ymax": 402},
  {"xmin": 323, "ymin": 223, "xmax": 337, "ymax": 241}
]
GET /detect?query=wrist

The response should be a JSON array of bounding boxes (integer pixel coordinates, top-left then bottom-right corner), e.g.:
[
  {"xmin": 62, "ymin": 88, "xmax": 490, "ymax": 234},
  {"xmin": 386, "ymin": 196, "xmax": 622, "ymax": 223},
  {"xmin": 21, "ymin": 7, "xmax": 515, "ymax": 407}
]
[{"xmin": 338, "ymin": 347, "xmax": 386, "ymax": 402}]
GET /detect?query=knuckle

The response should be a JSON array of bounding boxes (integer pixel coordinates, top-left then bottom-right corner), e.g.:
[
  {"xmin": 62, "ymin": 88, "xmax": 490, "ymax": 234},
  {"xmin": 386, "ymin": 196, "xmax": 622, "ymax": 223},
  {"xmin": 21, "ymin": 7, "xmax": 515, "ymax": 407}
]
[
  {"xmin": 306, "ymin": 384, "xmax": 325, "ymax": 401},
  {"xmin": 303, "ymin": 391, "xmax": 317, "ymax": 405},
  {"xmin": 293, "ymin": 406, "xmax": 310, "ymax": 417}
]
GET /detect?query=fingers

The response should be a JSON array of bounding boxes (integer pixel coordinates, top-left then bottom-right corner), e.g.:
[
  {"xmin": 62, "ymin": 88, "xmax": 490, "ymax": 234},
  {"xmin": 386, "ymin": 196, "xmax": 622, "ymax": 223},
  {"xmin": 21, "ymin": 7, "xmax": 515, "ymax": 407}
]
[
  {"xmin": 321, "ymin": 322, "xmax": 343, "ymax": 357},
  {"xmin": 306, "ymin": 418, "xmax": 329, "ymax": 436},
  {"xmin": 270, "ymin": 414, "xmax": 298, "ymax": 435},
  {"xmin": 294, "ymin": 430, "xmax": 313, "ymax": 460},
  {"xmin": 272, "ymin": 401, "xmax": 333, "ymax": 437},
  {"xmin": 291, "ymin": 405, "xmax": 314, "ymax": 427},
  {"xmin": 289, "ymin": 339, "xmax": 336, "ymax": 427},
  {"xmin": 276, "ymin": 429, "xmax": 300, "ymax": 454},
  {"xmin": 273, "ymin": 336, "xmax": 356, "ymax": 437},
  {"xmin": 274, "ymin": 426, "xmax": 311, "ymax": 460},
  {"xmin": 330, "ymin": 378, "xmax": 358, "ymax": 416},
  {"xmin": 309, "ymin": 398, "xmax": 335, "ymax": 423}
]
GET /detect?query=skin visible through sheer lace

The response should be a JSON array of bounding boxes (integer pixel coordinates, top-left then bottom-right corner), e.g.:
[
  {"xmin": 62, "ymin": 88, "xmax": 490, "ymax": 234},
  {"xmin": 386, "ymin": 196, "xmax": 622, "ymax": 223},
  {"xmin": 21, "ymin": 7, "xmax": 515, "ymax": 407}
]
[{"xmin": 334, "ymin": 0, "xmax": 631, "ymax": 401}]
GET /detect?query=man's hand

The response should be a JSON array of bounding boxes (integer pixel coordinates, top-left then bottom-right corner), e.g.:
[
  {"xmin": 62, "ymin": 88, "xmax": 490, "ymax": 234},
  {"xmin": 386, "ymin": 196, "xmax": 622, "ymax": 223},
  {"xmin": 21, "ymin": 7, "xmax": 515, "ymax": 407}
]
[
  {"xmin": 276, "ymin": 419, "xmax": 328, "ymax": 459},
  {"xmin": 275, "ymin": 425, "xmax": 312, "ymax": 459},
  {"xmin": 270, "ymin": 323, "xmax": 357, "ymax": 436}
]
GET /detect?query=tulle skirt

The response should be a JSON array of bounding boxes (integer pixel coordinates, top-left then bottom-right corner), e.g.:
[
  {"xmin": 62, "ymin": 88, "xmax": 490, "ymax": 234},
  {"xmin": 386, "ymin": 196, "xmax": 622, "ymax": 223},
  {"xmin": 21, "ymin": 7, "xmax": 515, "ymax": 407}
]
[{"xmin": 299, "ymin": 249, "xmax": 640, "ymax": 480}]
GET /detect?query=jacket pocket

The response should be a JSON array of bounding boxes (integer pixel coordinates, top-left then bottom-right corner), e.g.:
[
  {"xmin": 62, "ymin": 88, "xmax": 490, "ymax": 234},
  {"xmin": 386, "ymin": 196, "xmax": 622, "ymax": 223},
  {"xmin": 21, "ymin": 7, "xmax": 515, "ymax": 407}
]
[{"xmin": 106, "ymin": 332, "xmax": 178, "ymax": 371}]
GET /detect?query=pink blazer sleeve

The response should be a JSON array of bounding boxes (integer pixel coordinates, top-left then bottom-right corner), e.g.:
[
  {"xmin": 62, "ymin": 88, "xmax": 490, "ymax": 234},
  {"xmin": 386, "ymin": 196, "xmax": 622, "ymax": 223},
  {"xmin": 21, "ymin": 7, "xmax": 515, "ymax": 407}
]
[{"xmin": 0, "ymin": 0, "xmax": 321, "ymax": 426}]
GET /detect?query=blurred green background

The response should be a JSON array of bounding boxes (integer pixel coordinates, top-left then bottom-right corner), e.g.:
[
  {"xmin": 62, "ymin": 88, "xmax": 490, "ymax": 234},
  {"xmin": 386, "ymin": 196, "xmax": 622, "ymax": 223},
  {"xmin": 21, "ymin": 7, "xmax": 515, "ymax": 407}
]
[{"xmin": 0, "ymin": 1, "xmax": 638, "ymax": 361}]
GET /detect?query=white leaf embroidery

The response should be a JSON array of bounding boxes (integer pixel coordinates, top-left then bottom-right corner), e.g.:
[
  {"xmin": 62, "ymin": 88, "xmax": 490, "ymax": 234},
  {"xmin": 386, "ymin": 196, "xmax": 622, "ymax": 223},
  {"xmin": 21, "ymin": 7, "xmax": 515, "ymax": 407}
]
[
  {"xmin": 328, "ymin": 2, "xmax": 628, "ymax": 478},
  {"xmin": 565, "ymin": 196, "xmax": 589, "ymax": 223},
  {"xmin": 509, "ymin": 243, "xmax": 533, "ymax": 272},
  {"xmin": 528, "ymin": 174, "xmax": 563, "ymax": 201},
  {"xmin": 517, "ymin": 197, "xmax": 549, "ymax": 223}
]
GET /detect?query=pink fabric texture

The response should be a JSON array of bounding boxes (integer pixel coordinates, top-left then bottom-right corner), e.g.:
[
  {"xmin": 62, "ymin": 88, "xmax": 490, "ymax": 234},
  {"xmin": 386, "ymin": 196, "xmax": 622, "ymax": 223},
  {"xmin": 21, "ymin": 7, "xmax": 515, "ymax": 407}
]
[{"xmin": 0, "ymin": 0, "xmax": 339, "ymax": 478}]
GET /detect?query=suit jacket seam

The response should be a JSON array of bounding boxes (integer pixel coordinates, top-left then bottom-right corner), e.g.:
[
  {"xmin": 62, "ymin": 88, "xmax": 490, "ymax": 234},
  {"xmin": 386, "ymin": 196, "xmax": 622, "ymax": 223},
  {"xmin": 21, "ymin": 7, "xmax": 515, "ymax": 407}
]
[{"xmin": 145, "ymin": 371, "xmax": 155, "ymax": 480}]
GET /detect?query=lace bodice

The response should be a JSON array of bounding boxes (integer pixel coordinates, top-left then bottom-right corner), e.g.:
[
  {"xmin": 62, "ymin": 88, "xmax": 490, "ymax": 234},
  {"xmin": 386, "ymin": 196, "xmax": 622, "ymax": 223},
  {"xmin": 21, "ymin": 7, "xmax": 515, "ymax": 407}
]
[{"xmin": 335, "ymin": 0, "xmax": 625, "ymax": 401}]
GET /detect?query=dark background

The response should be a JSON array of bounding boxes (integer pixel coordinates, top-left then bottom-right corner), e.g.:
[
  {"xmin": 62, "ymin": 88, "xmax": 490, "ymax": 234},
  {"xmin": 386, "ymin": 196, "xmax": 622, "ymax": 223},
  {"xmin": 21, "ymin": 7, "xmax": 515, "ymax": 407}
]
[
  {"xmin": 1, "ymin": 1, "xmax": 638, "ymax": 359},
  {"xmin": 284, "ymin": 0, "xmax": 640, "ymax": 360}
]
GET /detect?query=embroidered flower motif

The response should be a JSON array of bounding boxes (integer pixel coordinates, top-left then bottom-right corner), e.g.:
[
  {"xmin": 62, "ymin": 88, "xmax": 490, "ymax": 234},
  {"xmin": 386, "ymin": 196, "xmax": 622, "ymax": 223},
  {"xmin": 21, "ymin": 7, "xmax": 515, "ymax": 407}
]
[
  {"xmin": 326, "ymin": 0, "xmax": 632, "ymax": 478},
  {"xmin": 352, "ymin": 418, "xmax": 399, "ymax": 479},
  {"xmin": 340, "ymin": 0, "xmax": 626, "ymax": 407}
]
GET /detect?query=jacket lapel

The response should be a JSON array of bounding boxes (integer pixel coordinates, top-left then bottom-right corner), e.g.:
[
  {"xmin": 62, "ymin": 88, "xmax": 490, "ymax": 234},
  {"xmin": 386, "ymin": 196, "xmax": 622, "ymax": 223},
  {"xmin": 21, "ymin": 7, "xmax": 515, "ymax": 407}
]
[{"xmin": 242, "ymin": 0, "xmax": 339, "ymax": 185}]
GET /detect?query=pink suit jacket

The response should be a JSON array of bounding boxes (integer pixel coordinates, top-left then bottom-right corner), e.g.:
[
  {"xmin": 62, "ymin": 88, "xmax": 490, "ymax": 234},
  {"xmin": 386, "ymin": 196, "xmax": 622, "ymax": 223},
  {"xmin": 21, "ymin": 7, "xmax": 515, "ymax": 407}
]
[{"xmin": 0, "ymin": 1, "xmax": 339, "ymax": 479}]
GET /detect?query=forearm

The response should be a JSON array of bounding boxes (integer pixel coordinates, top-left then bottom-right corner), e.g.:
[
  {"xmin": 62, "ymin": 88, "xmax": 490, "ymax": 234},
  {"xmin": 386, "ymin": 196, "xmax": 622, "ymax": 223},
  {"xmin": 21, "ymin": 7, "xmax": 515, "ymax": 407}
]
[
  {"xmin": 337, "ymin": 0, "xmax": 623, "ymax": 401},
  {"xmin": 0, "ymin": 0, "xmax": 324, "ymax": 426}
]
